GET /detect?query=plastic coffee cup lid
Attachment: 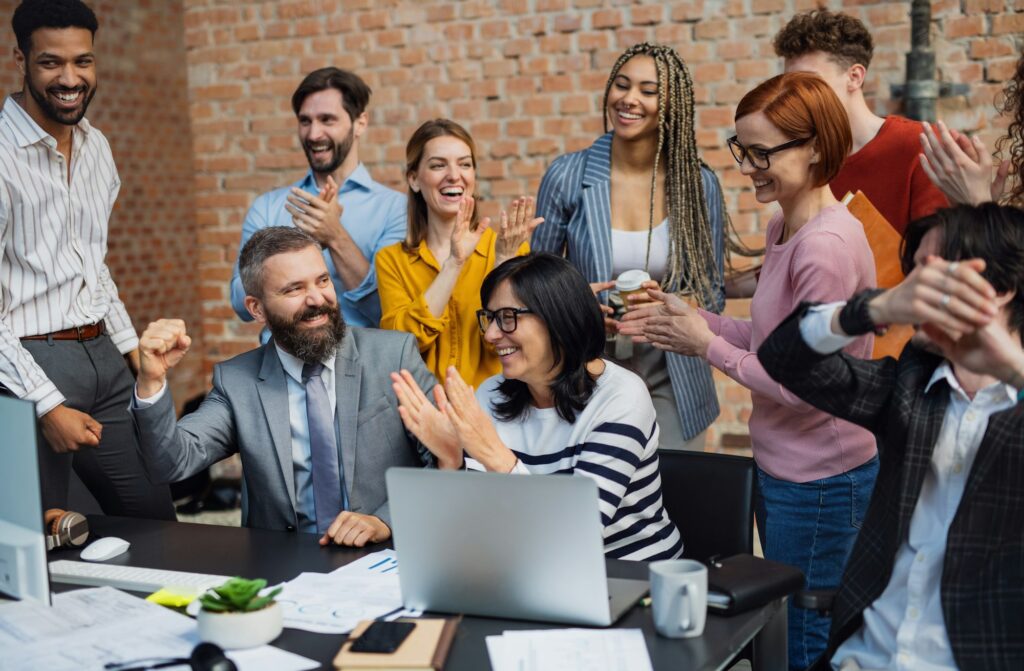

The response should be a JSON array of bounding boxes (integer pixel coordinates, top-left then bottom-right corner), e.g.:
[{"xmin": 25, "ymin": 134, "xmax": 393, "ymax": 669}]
[{"xmin": 616, "ymin": 269, "xmax": 651, "ymax": 292}]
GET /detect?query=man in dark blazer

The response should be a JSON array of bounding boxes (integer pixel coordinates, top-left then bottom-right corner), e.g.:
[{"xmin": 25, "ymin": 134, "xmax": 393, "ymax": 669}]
[
  {"xmin": 758, "ymin": 203, "xmax": 1024, "ymax": 670},
  {"xmin": 132, "ymin": 226, "xmax": 436, "ymax": 547}
]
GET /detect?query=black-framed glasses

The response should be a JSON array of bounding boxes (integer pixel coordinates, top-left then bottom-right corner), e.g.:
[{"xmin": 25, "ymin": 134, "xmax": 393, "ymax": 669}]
[
  {"xmin": 476, "ymin": 307, "xmax": 534, "ymax": 333},
  {"xmin": 727, "ymin": 135, "xmax": 813, "ymax": 170}
]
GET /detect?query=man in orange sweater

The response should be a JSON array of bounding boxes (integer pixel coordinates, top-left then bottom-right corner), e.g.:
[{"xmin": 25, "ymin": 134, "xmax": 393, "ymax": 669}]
[{"xmin": 775, "ymin": 9, "xmax": 948, "ymax": 235}]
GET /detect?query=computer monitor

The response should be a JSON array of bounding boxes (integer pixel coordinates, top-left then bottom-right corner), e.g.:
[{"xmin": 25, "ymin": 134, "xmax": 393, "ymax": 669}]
[{"xmin": 0, "ymin": 395, "xmax": 50, "ymax": 604}]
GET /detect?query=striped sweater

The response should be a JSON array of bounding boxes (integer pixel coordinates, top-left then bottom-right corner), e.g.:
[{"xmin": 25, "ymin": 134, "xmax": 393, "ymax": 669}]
[{"xmin": 467, "ymin": 360, "xmax": 683, "ymax": 561}]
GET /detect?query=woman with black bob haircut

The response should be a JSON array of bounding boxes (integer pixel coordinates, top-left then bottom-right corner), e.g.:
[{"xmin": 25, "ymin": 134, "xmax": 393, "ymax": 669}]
[{"xmin": 391, "ymin": 253, "xmax": 683, "ymax": 560}]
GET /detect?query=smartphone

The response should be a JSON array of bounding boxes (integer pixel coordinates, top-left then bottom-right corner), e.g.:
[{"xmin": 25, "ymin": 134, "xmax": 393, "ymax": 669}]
[{"xmin": 349, "ymin": 620, "xmax": 416, "ymax": 654}]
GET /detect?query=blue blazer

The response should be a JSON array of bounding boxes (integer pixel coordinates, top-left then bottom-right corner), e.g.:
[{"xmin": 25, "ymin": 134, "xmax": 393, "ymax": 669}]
[{"xmin": 532, "ymin": 133, "xmax": 725, "ymax": 440}]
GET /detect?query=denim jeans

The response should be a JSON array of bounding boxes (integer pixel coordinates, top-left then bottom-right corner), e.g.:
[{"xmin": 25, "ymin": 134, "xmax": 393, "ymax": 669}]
[{"xmin": 755, "ymin": 456, "xmax": 879, "ymax": 671}]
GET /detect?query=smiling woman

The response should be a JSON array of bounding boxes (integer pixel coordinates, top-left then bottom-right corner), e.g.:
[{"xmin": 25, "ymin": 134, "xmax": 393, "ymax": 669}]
[
  {"xmin": 391, "ymin": 253, "xmax": 683, "ymax": 561},
  {"xmin": 531, "ymin": 43, "xmax": 727, "ymax": 452},
  {"xmin": 621, "ymin": 72, "xmax": 879, "ymax": 669},
  {"xmin": 376, "ymin": 119, "xmax": 539, "ymax": 386}
]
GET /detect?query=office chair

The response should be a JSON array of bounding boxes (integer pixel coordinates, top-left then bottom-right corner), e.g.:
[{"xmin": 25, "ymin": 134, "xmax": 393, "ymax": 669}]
[
  {"xmin": 658, "ymin": 449, "xmax": 758, "ymax": 670},
  {"xmin": 657, "ymin": 449, "xmax": 756, "ymax": 563}
]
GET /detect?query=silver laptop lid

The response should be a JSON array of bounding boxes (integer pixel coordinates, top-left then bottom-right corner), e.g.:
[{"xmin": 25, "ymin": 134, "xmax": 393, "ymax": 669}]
[{"xmin": 386, "ymin": 468, "xmax": 614, "ymax": 626}]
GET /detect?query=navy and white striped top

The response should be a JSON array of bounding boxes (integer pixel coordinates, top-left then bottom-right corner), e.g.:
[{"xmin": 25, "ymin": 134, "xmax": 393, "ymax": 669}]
[{"xmin": 467, "ymin": 361, "xmax": 683, "ymax": 561}]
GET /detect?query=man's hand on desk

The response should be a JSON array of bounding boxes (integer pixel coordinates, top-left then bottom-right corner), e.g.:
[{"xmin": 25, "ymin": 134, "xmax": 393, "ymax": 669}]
[
  {"xmin": 41, "ymin": 404, "xmax": 102, "ymax": 453},
  {"xmin": 319, "ymin": 512, "xmax": 391, "ymax": 548}
]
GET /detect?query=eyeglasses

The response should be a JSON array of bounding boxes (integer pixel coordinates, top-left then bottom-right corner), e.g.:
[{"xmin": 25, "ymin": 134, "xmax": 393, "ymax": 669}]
[
  {"xmin": 727, "ymin": 135, "xmax": 813, "ymax": 170},
  {"xmin": 476, "ymin": 307, "xmax": 534, "ymax": 334}
]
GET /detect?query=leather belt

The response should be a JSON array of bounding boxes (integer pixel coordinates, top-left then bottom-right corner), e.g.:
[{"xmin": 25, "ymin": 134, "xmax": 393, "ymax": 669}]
[{"xmin": 21, "ymin": 322, "xmax": 106, "ymax": 341}]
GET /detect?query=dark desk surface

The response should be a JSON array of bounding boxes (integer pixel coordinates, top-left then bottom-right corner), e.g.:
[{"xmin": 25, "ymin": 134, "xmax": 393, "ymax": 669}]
[{"xmin": 73, "ymin": 516, "xmax": 785, "ymax": 671}]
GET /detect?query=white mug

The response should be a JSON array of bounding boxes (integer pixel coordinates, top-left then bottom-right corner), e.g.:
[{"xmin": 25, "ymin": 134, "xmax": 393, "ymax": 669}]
[{"xmin": 649, "ymin": 559, "xmax": 708, "ymax": 638}]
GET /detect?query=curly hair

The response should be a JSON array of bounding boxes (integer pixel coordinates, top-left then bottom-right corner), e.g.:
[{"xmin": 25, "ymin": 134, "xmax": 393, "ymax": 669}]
[
  {"xmin": 995, "ymin": 51, "xmax": 1024, "ymax": 206},
  {"xmin": 773, "ymin": 9, "xmax": 874, "ymax": 71},
  {"xmin": 12, "ymin": 0, "xmax": 98, "ymax": 55}
]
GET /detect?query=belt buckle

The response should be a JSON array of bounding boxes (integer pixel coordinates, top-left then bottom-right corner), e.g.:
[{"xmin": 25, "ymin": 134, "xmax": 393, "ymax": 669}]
[{"xmin": 75, "ymin": 325, "xmax": 86, "ymax": 340}]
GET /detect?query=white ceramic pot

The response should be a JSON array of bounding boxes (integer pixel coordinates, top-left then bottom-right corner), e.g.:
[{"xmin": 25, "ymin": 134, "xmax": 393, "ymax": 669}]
[{"xmin": 197, "ymin": 601, "xmax": 283, "ymax": 650}]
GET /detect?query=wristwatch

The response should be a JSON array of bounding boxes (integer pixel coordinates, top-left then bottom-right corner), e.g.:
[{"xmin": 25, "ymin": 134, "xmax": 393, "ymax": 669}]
[{"xmin": 838, "ymin": 288, "xmax": 889, "ymax": 336}]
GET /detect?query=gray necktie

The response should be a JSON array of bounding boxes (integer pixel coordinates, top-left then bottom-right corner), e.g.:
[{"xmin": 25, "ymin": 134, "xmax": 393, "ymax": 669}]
[{"xmin": 302, "ymin": 362, "xmax": 344, "ymax": 534}]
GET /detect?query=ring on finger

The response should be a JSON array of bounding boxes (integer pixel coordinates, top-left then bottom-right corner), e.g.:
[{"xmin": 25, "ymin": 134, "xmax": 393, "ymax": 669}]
[
  {"xmin": 945, "ymin": 261, "xmax": 959, "ymax": 276},
  {"xmin": 940, "ymin": 293, "xmax": 952, "ymax": 309}
]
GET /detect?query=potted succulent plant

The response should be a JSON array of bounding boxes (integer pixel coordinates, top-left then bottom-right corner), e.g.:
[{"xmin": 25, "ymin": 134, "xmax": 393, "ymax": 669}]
[{"xmin": 196, "ymin": 577, "xmax": 283, "ymax": 649}]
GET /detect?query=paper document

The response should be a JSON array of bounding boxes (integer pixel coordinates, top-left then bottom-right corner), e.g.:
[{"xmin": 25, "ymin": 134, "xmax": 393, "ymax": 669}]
[
  {"xmin": 330, "ymin": 548, "xmax": 400, "ymax": 576},
  {"xmin": 486, "ymin": 628, "xmax": 654, "ymax": 671},
  {"xmin": 277, "ymin": 571, "xmax": 403, "ymax": 634},
  {"xmin": 0, "ymin": 587, "xmax": 317, "ymax": 671}
]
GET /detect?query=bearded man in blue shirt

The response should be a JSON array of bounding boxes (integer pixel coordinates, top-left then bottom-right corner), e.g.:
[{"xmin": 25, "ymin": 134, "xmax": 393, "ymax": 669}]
[{"xmin": 230, "ymin": 67, "xmax": 405, "ymax": 334}]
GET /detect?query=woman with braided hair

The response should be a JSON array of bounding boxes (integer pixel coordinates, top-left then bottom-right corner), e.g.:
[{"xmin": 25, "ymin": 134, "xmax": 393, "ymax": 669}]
[{"xmin": 532, "ymin": 42, "xmax": 726, "ymax": 451}]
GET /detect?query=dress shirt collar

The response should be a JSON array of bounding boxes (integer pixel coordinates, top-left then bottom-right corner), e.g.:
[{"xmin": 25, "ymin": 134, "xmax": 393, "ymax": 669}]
[
  {"xmin": 925, "ymin": 360, "xmax": 1017, "ymax": 405},
  {"xmin": 297, "ymin": 163, "xmax": 374, "ymax": 196},
  {"xmin": 2, "ymin": 95, "xmax": 91, "ymax": 149},
  {"xmin": 274, "ymin": 343, "xmax": 337, "ymax": 384}
]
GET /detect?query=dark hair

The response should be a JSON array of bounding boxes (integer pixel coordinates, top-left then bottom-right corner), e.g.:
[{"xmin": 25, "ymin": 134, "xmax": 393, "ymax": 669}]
[
  {"xmin": 735, "ymin": 72, "xmax": 852, "ymax": 187},
  {"xmin": 773, "ymin": 9, "xmax": 874, "ymax": 71},
  {"xmin": 995, "ymin": 51, "xmax": 1023, "ymax": 206},
  {"xmin": 291, "ymin": 67, "xmax": 371, "ymax": 121},
  {"xmin": 403, "ymin": 119, "xmax": 480, "ymax": 250},
  {"xmin": 901, "ymin": 203, "xmax": 1024, "ymax": 341},
  {"xmin": 239, "ymin": 226, "xmax": 320, "ymax": 300},
  {"xmin": 481, "ymin": 254, "xmax": 606, "ymax": 423},
  {"xmin": 12, "ymin": 0, "xmax": 98, "ymax": 55}
]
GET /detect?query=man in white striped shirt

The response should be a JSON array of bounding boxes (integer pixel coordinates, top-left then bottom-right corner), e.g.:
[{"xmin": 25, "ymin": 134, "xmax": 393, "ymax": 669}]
[{"xmin": 0, "ymin": 0, "xmax": 172, "ymax": 518}]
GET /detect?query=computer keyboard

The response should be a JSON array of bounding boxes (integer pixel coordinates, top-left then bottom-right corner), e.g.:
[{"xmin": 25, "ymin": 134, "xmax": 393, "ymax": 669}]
[{"xmin": 49, "ymin": 559, "xmax": 230, "ymax": 594}]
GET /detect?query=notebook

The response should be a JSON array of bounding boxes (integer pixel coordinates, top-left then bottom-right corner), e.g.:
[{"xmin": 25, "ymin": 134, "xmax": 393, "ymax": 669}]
[{"xmin": 333, "ymin": 617, "xmax": 459, "ymax": 670}]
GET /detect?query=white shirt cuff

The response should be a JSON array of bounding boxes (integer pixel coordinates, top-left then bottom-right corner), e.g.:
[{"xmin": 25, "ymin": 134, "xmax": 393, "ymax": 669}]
[
  {"xmin": 799, "ymin": 302, "xmax": 856, "ymax": 354},
  {"xmin": 133, "ymin": 380, "xmax": 168, "ymax": 408}
]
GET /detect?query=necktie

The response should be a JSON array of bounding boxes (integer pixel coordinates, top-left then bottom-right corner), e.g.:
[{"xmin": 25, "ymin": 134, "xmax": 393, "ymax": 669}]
[{"xmin": 302, "ymin": 362, "xmax": 344, "ymax": 534}]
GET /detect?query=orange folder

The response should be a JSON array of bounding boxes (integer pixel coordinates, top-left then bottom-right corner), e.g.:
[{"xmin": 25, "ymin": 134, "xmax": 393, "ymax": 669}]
[{"xmin": 842, "ymin": 190, "xmax": 914, "ymax": 360}]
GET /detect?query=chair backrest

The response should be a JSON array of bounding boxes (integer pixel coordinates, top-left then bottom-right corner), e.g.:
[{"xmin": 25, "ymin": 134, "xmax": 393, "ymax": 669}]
[{"xmin": 657, "ymin": 449, "xmax": 755, "ymax": 563}]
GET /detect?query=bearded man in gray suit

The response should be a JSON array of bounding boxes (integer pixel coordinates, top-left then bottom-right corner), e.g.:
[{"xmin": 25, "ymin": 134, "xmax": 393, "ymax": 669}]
[{"xmin": 132, "ymin": 226, "xmax": 435, "ymax": 547}]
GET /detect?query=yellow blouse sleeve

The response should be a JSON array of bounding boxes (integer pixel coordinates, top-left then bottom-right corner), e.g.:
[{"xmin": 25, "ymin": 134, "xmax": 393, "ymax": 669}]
[{"xmin": 376, "ymin": 243, "xmax": 449, "ymax": 353}]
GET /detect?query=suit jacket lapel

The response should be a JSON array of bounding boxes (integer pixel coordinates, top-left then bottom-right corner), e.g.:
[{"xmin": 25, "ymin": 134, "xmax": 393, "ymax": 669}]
[
  {"xmin": 897, "ymin": 379, "xmax": 949, "ymax": 540},
  {"xmin": 334, "ymin": 331, "xmax": 361, "ymax": 500},
  {"xmin": 256, "ymin": 344, "xmax": 297, "ymax": 512},
  {"xmin": 580, "ymin": 134, "xmax": 614, "ymax": 286}
]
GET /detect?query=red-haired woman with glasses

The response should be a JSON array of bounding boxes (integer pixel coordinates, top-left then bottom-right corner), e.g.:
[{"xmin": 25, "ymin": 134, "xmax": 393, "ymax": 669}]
[{"xmin": 622, "ymin": 72, "xmax": 878, "ymax": 669}]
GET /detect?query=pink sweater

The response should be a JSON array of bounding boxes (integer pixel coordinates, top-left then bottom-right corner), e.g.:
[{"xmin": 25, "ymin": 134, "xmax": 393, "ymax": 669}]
[{"xmin": 702, "ymin": 205, "xmax": 878, "ymax": 483}]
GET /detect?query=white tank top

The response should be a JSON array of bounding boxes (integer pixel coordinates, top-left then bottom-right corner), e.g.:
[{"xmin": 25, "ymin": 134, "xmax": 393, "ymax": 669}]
[{"xmin": 610, "ymin": 219, "xmax": 670, "ymax": 282}]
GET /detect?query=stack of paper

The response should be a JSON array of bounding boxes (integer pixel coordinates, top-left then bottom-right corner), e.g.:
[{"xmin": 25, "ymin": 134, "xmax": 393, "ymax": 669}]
[
  {"xmin": 0, "ymin": 587, "xmax": 317, "ymax": 671},
  {"xmin": 275, "ymin": 550, "xmax": 419, "ymax": 634},
  {"xmin": 486, "ymin": 628, "xmax": 654, "ymax": 671}
]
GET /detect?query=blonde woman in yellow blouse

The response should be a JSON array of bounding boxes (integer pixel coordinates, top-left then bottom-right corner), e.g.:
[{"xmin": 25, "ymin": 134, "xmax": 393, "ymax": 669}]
[{"xmin": 377, "ymin": 119, "xmax": 539, "ymax": 386}]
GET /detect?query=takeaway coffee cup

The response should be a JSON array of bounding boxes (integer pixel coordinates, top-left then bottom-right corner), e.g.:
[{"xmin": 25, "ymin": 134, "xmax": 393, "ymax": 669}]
[
  {"xmin": 614, "ymin": 269, "xmax": 652, "ymax": 309},
  {"xmin": 649, "ymin": 559, "xmax": 708, "ymax": 638}
]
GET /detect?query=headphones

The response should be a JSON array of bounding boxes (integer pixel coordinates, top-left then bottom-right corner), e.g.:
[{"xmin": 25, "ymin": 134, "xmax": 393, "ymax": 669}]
[{"xmin": 43, "ymin": 508, "xmax": 89, "ymax": 551}]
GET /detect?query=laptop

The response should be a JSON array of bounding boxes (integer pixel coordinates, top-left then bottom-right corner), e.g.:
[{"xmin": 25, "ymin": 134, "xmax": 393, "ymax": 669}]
[{"xmin": 385, "ymin": 468, "xmax": 649, "ymax": 626}]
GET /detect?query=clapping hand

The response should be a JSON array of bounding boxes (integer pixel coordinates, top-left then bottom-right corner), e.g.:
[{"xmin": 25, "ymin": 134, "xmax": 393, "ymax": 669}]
[
  {"xmin": 448, "ymin": 196, "xmax": 487, "ymax": 266},
  {"xmin": 442, "ymin": 366, "xmax": 517, "ymax": 472},
  {"xmin": 589, "ymin": 280, "xmax": 618, "ymax": 334},
  {"xmin": 618, "ymin": 289, "xmax": 714, "ymax": 358},
  {"xmin": 868, "ymin": 256, "xmax": 996, "ymax": 340},
  {"xmin": 286, "ymin": 175, "xmax": 344, "ymax": 246},
  {"xmin": 391, "ymin": 369, "xmax": 462, "ymax": 469},
  {"xmin": 919, "ymin": 121, "xmax": 1011, "ymax": 205},
  {"xmin": 492, "ymin": 196, "xmax": 544, "ymax": 265}
]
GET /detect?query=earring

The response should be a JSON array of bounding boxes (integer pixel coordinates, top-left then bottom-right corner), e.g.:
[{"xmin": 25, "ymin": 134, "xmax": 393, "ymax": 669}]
[{"xmin": 411, "ymin": 186, "xmax": 420, "ymax": 193}]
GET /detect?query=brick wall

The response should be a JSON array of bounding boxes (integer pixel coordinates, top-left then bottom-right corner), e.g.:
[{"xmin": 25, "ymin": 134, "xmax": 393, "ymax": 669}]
[
  {"xmin": 0, "ymin": 0, "xmax": 205, "ymax": 408},
  {"xmin": 181, "ymin": 0, "xmax": 1021, "ymax": 451},
  {"xmin": 5, "ymin": 0, "xmax": 1018, "ymax": 450}
]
